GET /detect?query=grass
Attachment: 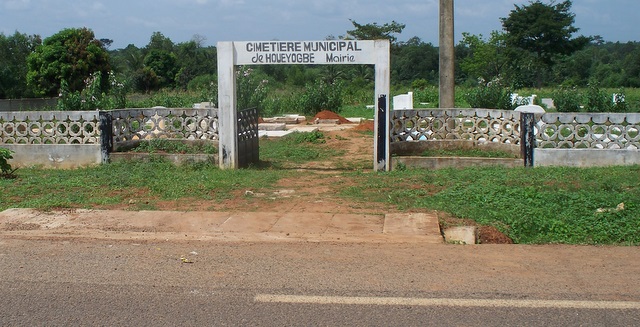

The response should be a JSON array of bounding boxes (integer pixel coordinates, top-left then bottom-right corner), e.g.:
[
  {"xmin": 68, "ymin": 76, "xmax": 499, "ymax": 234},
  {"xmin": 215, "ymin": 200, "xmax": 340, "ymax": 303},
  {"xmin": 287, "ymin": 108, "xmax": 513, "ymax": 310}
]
[
  {"xmin": 0, "ymin": 160, "xmax": 287, "ymax": 211},
  {"xmin": 341, "ymin": 166, "xmax": 640, "ymax": 245},
  {"xmin": 2, "ymin": 130, "xmax": 639, "ymax": 245},
  {"xmin": 131, "ymin": 139, "xmax": 217, "ymax": 154},
  {"xmin": 339, "ymin": 105, "xmax": 375, "ymax": 119},
  {"xmin": 259, "ymin": 131, "xmax": 345, "ymax": 168}
]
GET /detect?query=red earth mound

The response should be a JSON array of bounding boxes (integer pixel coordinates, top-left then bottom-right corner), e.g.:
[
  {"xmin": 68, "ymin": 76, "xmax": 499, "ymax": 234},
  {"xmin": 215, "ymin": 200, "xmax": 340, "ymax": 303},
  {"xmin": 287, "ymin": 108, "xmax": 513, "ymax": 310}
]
[
  {"xmin": 314, "ymin": 110, "xmax": 353, "ymax": 124},
  {"xmin": 353, "ymin": 120, "xmax": 375, "ymax": 132}
]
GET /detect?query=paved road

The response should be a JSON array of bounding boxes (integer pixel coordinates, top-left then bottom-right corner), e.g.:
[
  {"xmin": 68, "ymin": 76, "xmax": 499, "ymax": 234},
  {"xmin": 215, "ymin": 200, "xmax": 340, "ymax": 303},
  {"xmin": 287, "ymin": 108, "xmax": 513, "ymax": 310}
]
[{"xmin": 1, "ymin": 238, "xmax": 639, "ymax": 326}]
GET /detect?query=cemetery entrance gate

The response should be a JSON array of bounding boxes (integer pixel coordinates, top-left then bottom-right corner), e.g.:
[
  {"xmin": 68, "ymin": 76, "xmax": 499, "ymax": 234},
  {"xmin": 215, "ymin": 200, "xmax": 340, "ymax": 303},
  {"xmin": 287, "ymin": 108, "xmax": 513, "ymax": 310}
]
[{"xmin": 217, "ymin": 40, "xmax": 391, "ymax": 171}]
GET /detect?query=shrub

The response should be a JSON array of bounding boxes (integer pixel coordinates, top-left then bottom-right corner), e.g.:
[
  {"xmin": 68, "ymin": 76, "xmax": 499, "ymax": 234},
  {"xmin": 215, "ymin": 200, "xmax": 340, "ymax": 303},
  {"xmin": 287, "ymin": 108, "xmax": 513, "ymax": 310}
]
[
  {"xmin": 464, "ymin": 78, "xmax": 514, "ymax": 109},
  {"xmin": 413, "ymin": 86, "xmax": 439, "ymax": 107},
  {"xmin": 57, "ymin": 71, "xmax": 129, "ymax": 110},
  {"xmin": 553, "ymin": 87, "xmax": 582, "ymax": 112},
  {"xmin": 612, "ymin": 88, "xmax": 628, "ymax": 113},
  {"xmin": 298, "ymin": 80, "xmax": 343, "ymax": 116},
  {"xmin": 262, "ymin": 91, "xmax": 302, "ymax": 117},
  {"xmin": 0, "ymin": 147, "xmax": 16, "ymax": 177},
  {"xmin": 411, "ymin": 78, "xmax": 430, "ymax": 90},
  {"xmin": 585, "ymin": 80, "xmax": 611, "ymax": 112},
  {"xmin": 285, "ymin": 130, "xmax": 326, "ymax": 144},
  {"xmin": 236, "ymin": 66, "xmax": 269, "ymax": 110},
  {"xmin": 187, "ymin": 74, "xmax": 218, "ymax": 106}
]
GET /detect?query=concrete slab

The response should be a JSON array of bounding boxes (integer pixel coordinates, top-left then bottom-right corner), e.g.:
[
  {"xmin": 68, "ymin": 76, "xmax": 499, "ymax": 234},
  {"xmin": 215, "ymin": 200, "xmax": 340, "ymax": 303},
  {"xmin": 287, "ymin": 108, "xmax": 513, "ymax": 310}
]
[
  {"xmin": 383, "ymin": 213, "xmax": 440, "ymax": 236},
  {"xmin": 259, "ymin": 123, "xmax": 287, "ymax": 131},
  {"xmin": 258, "ymin": 130, "xmax": 294, "ymax": 138},
  {"xmin": 326, "ymin": 214, "xmax": 384, "ymax": 234},
  {"xmin": 269, "ymin": 212, "xmax": 333, "ymax": 234},
  {"xmin": 444, "ymin": 226, "xmax": 478, "ymax": 244},
  {"xmin": 126, "ymin": 211, "xmax": 231, "ymax": 232},
  {"xmin": 218, "ymin": 212, "xmax": 281, "ymax": 233},
  {"xmin": 0, "ymin": 209, "xmax": 444, "ymax": 243},
  {"xmin": 315, "ymin": 119, "xmax": 340, "ymax": 124}
]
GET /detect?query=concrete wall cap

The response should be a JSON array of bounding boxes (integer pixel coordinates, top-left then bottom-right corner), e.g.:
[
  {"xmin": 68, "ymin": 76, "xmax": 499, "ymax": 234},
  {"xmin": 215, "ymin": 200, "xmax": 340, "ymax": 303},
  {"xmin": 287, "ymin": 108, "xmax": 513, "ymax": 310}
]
[{"xmin": 515, "ymin": 105, "xmax": 546, "ymax": 113}]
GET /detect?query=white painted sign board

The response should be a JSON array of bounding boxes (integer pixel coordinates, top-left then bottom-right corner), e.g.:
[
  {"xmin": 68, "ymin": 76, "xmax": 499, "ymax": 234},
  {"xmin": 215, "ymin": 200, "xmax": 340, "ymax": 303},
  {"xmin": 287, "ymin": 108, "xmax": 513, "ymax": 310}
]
[{"xmin": 234, "ymin": 40, "xmax": 377, "ymax": 65}]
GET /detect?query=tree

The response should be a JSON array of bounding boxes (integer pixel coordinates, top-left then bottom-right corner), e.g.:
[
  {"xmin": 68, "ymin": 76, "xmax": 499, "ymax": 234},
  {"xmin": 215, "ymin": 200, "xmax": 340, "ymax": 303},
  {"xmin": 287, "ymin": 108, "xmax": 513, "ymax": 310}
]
[
  {"xmin": 346, "ymin": 20, "xmax": 405, "ymax": 45},
  {"xmin": 125, "ymin": 32, "xmax": 179, "ymax": 92},
  {"xmin": 0, "ymin": 31, "xmax": 41, "ymax": 98},
  {"xmin": 142, "ymin": 49, "xmax": 177, "ymax": 90},
  {"xmin": 174, "ymin": 37, "xmax": 217, "ymax": 90},
  {"xmin": 459, "ymin": 31, "xmax": 509, "ymax": 84},
  {"xmin": 500, "ymin": 0, "xmax": 589, "ymax": 86},
  {"xmin": 26, "ymin": 28, "xmax": 110, "ymax": 96},
  {"xmin": 146, "ymin": 31, "xmax": 174, "ymax": 53},
  {"xmin": 109, "ymin": 44, "xmax": 144, "ymax": 76},
  {"xmin": 392, "ymin": 37, "xmax": 439, "ymax": 83},
  {"xmin": 99, "ymin": 38, "xmax": 113, "ymax": 49}
]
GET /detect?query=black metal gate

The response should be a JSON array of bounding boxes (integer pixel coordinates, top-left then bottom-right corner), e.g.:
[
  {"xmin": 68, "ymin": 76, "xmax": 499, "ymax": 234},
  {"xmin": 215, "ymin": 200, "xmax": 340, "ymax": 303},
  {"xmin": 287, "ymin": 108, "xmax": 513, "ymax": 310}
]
[{"xmin": 237, "ymin": 107, "xmax": 260, "ymax": 167}]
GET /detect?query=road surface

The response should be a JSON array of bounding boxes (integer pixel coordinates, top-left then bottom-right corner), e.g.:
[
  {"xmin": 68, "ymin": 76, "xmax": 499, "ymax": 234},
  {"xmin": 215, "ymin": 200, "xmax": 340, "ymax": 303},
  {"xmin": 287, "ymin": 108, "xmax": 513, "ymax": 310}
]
[{"xmin": 1, "ymin": 237, "xmax": 639, "ymax": 326}]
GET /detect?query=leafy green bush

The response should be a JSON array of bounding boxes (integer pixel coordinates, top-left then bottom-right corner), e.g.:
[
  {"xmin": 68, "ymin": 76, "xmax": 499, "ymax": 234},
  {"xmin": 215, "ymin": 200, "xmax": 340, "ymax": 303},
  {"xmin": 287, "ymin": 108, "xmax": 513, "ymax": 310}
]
[
  {"xmin": 341, "ymin": 85, "xmax": 372, "ymax": 107},
  {"xmin": 585, "ymin": 80, "xmax": 611, "ymax": 112},
  {"xmin": 0, "ymin": 147, "xmax": 16, "ymax": 177},
  {"xmin": 298, "ymin": 80, "xmax": 343, "ymax": 115},
  {"xmin": 552, "ymin": 87, "xmax": 582, "ymax": 112},
  {"xmin": 411, "ymin": 78, "xmax": 430, "ymax": 90},
  {"xmin": 412, "ymin": 85, "xmax": 438, "ymax": 107},
  {"xmin": 285, "ymin": 130, "xmax": 326, "ymax": 144},
  {"xmin": 128, "ymin": 90, "xmax": 202, "ymax": 108},
  {"xmin": 262, "ymin": 90, "xmax": 303, "ymax": 117},
  {"xmin": 612, "ymin": 88, "xmax": 628, "ymax": 112},
  {"xmin": 464, "ymin": 79, "xmax": 514, "ymax": 109},
  {"xmin": 57, "ymin": 71, "xmax": 129, "ymax": 110},
  {"xmin": 236, "ymin": 66, "xmax": 269, "ymax": 110},
  {"xmin": 132, "ymin": 139, "xmax": 216, "ymax": 154},
  {"xmin": 187, "ymin": 74, "xmax": 218, "ymax": 106}
]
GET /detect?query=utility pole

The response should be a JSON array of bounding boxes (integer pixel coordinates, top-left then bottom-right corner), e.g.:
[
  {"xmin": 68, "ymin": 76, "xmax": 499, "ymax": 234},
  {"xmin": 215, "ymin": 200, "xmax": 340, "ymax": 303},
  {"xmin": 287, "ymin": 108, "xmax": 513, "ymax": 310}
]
[{"xmin": 439, "ymin": 0, "xmax": 455, "ymax": 108}]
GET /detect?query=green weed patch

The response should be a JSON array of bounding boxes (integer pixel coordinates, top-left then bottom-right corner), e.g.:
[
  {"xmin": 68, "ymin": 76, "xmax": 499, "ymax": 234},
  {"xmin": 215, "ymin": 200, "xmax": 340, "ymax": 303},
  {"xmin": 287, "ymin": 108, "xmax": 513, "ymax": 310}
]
[
  {"xmin": 342, "ymin": 166, "xmax": 640, "ymax": 245},
  {"xmin": 0, "ymin": 160, "xmax": 286, "ymax": 211},
  {"xmin": 131, "ymin": 139, "xmax": 217, "ymax": 154},
  {"xmin": 259, "ymin": 131, "xmax": 344, "ymax": 167}
]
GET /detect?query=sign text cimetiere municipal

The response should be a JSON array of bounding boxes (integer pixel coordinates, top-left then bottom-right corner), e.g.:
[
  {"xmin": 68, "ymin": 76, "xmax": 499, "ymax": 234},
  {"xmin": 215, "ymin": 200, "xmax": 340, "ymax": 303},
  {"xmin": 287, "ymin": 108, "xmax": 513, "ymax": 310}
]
[{"xmin": 234, "ymin": 40, "xmax": 376, "ymax": 65}]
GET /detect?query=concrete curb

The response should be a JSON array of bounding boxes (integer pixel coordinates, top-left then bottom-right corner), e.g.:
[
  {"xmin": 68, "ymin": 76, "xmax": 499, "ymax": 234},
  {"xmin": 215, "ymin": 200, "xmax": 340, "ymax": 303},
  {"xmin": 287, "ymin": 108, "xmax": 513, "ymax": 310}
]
[{"xmin": 0, "ymin": 209, "xmax": 443, "ymax": 244}]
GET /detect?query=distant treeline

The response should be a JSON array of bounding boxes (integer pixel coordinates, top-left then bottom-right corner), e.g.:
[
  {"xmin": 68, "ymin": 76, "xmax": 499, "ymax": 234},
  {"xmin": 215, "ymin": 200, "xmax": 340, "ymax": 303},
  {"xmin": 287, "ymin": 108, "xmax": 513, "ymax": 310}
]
[{"xmin": 1, "ymin": 29, "xmax": 639, "ymax": 100}]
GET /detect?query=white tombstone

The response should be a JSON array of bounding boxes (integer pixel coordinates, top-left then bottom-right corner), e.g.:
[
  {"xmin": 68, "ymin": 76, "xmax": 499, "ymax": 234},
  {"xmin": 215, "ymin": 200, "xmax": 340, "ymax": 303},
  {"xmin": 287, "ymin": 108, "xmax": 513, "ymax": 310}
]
[
  {"xmin": 613, "ymin": 93, "xmax": 625, "ymax": 103},
  {"xmin": 511, "ymin": 93, "xmax": 536, "ymax": 106},
  {"xmin": 393, "ymin": 92, "xmax": 413, "ymax": 109},
  {"xmin": 510, "ymin": 93, "xmax": 519, "ymax": 104},
  {"xmin": 541, "ymin": 98, "xmax": 555, "ymax": 109}
]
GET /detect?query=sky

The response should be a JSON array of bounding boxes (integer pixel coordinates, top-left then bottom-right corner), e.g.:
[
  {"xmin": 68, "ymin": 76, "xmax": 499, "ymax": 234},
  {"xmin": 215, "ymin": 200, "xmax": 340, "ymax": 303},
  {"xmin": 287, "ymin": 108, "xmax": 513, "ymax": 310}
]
[{"xmin": 1, "ymin": 0, "xmax": 638, "ymax": 49}]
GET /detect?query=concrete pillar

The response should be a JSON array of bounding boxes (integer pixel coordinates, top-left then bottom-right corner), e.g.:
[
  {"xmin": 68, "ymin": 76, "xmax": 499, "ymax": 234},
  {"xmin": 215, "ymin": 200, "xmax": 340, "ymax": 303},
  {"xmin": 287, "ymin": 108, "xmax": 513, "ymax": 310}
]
[
  {"xmin": 217, "ymin": 42, "xmax": 238, "ymax": 169},
  {"xmin": 439, "ymin": 0, "xmax": 455, "ymax": 108},
  {"xmin": 373, "ymin": 40, "xmax": 391, "ymax": 172}
]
